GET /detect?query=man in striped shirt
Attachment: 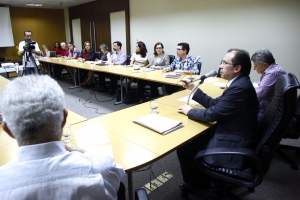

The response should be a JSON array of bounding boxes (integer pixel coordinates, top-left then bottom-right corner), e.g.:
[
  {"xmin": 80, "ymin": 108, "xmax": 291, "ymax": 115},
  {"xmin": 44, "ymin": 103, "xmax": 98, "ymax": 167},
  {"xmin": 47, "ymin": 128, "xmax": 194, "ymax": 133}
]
[{"xmin": 251, "ymin": 49, "xmax": 287, "ymax": 121}]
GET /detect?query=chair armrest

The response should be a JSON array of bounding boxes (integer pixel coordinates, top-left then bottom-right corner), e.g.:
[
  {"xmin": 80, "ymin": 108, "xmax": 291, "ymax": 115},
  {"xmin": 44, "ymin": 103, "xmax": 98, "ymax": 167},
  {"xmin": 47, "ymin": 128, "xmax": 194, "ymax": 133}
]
[{"xmin": 135, "ymin": 188, "xmax": 149, "ymax": 200}]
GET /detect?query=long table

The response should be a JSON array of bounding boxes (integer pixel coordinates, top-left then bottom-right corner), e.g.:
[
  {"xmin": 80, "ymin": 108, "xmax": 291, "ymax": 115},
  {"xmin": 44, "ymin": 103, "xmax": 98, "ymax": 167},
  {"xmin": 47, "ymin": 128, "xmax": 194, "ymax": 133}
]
[
  {"xmin": 0, "ymin": 75, "xmax": 226, "ymax": 200},
  {"xmin": 39, "ymin": 57, "xmax": 201, "ymax": 104}
]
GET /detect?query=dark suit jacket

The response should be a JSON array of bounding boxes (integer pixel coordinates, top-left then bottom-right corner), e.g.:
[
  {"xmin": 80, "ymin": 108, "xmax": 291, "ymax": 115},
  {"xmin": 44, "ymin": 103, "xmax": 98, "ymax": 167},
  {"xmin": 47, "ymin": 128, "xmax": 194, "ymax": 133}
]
[
  {"xmin": 81, "ymin": 50, "xmax": 96, "ymax": 61},
  {"xmin": 188, "ymin": 76, "xmax": 259, "ymax": 169}
]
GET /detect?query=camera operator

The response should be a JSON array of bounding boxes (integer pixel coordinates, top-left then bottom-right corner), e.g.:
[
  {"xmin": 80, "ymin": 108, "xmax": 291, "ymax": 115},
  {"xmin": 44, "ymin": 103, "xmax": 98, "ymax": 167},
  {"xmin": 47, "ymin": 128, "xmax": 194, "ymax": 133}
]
[{"xmin": 19, "ymin": 30, "xmax": 41, "ymax": 75}]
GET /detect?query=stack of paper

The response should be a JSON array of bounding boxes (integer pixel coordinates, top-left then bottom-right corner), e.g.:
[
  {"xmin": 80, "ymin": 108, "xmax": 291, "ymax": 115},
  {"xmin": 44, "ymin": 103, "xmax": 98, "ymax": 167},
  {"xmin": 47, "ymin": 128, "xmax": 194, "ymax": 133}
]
[
  {"xmin": 133, "ymin": 114, "xmax": 184, "ymax": 135},
  {"xmin": 164, "ymin": 72, "xmax": 181, "ymax": 79}
]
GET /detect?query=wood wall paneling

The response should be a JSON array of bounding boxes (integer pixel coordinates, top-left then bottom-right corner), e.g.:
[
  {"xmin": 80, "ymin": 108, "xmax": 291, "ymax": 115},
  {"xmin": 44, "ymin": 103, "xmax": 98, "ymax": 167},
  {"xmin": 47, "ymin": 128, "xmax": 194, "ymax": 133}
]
[
  {"xmin": 80, "ymin": 15, "xmax": 111, "ymax": 52},
  {"xmin": 68, "ymin": 0, "xmax": 129, "ymax": 54},
  {"xmin": 0, "ymin": 7, "xmax": 66, "ymax": 62}
]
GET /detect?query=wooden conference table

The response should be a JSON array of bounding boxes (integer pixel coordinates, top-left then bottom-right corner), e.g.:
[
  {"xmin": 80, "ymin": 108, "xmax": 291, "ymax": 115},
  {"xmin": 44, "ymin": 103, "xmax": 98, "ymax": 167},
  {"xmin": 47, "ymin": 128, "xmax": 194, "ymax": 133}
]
[
  {"xmin": 39, "ymin": 57, "xmax": 201, "ymax": 104},
  {"xmin": 0, "ymin": 74, "xmax": 227, "ymax": 200}
]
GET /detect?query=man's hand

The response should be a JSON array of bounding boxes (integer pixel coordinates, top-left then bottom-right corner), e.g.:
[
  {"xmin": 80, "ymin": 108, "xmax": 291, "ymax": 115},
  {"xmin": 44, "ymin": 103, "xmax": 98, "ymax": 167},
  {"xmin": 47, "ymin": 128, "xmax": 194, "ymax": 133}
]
[
  {"xmin": 180, "ymin": 79, "xmax": 194, "ymax": 90},
  {"xmin": 65, "ymin": 145, "xmax": 86, "ymax": 154},
  {"xmin": 163, "ymin": 67, "xmax": 171, "ymax": 73},
  {"xmin": 178, "ymin": 104, "xmax": 192, "ymax": 115}
]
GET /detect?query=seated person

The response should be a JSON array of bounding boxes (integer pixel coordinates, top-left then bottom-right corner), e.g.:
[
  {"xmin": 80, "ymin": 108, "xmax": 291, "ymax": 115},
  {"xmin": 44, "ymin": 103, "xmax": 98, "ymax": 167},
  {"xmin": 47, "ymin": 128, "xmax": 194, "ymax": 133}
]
[
  {"xmin": 162, "ymin": 42, "xmax": 198, "ymax": 94},
  {"xmin": 100, "ymin": 41, "xmax": 127, "ymax": 95},
  {"xmin": 66, "ymin": 42, "xmax": 81, "ymax": 80},
  {"xmin": 53, "ymin": 42, "xmax": 68, "ymax": 79},
  {"xmin": 0, "ymin": 75, "xmax": 125, "ymax": 199},
  {"xmin": 130, "ymin": 41, "xmax": 157, "ymax": 103},
  {"xmin": 177, "ymin": 48, "xmax": 259, "ymax": 189},
  {"xmin": 251, "ymin": 49, "xmax": 287, "ymax": 121},
  {"xmin": 162, "ymin": 42, "xmax": 198, "ymax": 74},
  {"xmin": 81, "ymin": 43, "xmax": 110, "ymax": 87},
  {"xmin": 52, "ymin": 42, "xmax": 62, "ymax": 57},
  {"xmin": 78, "ymin": 41, "xmax": 96, "ymax": 87},
  {"xmin": 41, "ymin": 45, "xmax": 50, "ymax": 57},
  {"xmin": 39, "ymin": 45, "xmax": 50, "ymax": 74},
  {"xmin": 150, "ymin": 42, "xmax": 170, "ymax": 69}
]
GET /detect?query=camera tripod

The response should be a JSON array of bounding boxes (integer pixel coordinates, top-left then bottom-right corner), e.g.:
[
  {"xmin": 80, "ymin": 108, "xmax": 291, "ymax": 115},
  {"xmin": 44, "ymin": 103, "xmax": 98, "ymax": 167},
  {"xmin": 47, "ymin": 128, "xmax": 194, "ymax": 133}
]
[{"xmin": 22, "ymin": 50, "xmax": 41, "ymax": 76}]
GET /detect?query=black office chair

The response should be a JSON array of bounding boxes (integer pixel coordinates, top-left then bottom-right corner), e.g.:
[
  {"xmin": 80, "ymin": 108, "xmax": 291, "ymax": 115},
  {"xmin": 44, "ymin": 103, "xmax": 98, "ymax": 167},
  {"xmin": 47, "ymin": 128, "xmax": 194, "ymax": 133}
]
[
  {"xmin": 276, "ymin": 94, "xmax": 300, "ymax": 170},
  {"xmin": 126, "ymin": 55, "xmax": 131, "ymax": 65},
  {"xmin": 49, "ymin": 51, "xmax": 56, "ymax": 57},
  {"xmin": 195, "ymin": 62, "xmax": 202, "ymax": 75},
  {"xmin": 186, "ymin": 73, "xmax": 300, "ymax": 199},
  {"xmin": 169, "ymin": 55, "xmax": 175, "ymax": 64},
  {"xmin": 95, "ymin": 51, "xmax": 101, "ymax": 60}
]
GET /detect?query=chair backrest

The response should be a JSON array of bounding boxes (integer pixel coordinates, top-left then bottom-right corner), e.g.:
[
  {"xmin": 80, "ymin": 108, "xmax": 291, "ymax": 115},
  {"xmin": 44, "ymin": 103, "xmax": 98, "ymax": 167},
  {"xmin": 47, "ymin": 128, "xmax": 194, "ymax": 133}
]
[
  {"xmin": 95, "ymin": 51, "xmax": 101, "ymax": 60},
  {"xmin": 49, "ymin": 51, "xmax": 56, "ymax": 57},
  {"xmin": 195, "ymin": 62, "xmax": 202, "ymax": 75},
  {"xmin": 256, "ymin": 73, "xmax": 299, "ymax": 174},
  {"xmin": 126, "ymin": 55, "xmax": 131, "ymax": 65},
  {"xmin": 283, "ymin": 95, "xmax": 300, "ymax": 139},
  {"xmin": 169, "ymin": 55, "xmax": 175, "ymax": 64}
]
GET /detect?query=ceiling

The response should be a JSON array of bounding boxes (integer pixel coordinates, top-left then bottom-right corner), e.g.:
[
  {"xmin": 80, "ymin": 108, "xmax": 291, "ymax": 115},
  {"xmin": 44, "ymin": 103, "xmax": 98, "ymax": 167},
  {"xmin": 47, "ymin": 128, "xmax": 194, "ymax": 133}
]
[{"xmin": 0, "ymin": 0, "xmax": 95, "ymax": 9}]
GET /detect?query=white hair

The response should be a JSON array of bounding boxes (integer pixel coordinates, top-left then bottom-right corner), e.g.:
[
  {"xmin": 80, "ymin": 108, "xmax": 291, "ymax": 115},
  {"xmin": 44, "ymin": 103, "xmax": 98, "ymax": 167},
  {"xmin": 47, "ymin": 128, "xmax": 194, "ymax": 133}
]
[{"xmin": 0, "ymin": 75, "xmax": 65, "ymax": 144}]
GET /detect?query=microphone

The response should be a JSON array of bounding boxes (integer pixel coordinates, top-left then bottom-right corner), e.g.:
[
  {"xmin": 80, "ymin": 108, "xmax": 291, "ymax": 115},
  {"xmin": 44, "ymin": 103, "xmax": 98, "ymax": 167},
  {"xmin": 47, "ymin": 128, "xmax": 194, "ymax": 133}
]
[
  {"xmin": 193, "ymin": 55, "xmax": 201, "ymax": 64},
  {"xmin": 188, "ymin": 55, "xmax": 201, "ymax": 80},
  {"xmin": 191, "ymin": 70, "xmax": 218, "ymax": 82},
  {"xmin": 186, "ymin": 70, "xmax": 218, "ymax": 105}
]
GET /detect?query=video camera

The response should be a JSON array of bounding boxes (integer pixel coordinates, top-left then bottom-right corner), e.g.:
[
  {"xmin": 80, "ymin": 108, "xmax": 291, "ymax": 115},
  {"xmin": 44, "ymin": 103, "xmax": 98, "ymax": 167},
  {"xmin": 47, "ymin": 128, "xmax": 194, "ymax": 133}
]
[{"xmin": 25, "ymin": 41, "xmax": 36, "ymax": 51}]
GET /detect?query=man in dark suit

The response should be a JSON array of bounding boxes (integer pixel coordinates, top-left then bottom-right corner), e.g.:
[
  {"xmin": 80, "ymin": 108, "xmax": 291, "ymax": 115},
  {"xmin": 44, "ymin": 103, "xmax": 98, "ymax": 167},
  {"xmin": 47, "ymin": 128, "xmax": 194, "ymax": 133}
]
[{"xmin": 177, "ymin": 48, "xmax": 259, "ymax": 189}]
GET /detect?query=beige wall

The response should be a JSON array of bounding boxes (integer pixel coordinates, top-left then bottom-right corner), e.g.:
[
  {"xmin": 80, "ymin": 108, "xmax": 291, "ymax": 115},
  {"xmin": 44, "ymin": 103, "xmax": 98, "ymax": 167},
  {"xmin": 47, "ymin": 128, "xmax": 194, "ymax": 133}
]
[{"xmin": 129, "ymin": 0, "xmax": 300, "ymax": 81}]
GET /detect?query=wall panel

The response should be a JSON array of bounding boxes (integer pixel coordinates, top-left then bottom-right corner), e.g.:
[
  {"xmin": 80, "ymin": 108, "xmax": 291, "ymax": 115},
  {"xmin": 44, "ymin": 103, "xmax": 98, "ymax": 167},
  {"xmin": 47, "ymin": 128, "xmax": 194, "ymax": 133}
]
[
  {"xmin": 0, "ymin": 7, "xmax": 66, "ymax": 62},
  {"xmin": 130, "ymin": 0, "xmax": 300, "ymax": 81}
]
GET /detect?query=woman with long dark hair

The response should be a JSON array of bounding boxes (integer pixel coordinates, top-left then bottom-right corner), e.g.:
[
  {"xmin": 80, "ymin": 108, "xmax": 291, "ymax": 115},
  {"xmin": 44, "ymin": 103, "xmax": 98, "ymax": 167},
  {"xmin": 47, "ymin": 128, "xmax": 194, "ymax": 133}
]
[{"xmin": 52, "ymin": 42, "xmax": 62, "ymax": 57}]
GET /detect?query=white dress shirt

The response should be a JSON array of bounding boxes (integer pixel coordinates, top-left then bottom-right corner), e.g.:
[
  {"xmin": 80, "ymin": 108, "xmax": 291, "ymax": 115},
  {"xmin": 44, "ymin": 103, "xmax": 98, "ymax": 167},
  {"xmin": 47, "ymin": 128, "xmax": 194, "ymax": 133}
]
[
  {"xmin": 19, "ymin": 40, "xmax": 40, "ymax": 68},
  {"xmin": 0, "ymin": 141, "xmax": 125, "ymax": 200}
]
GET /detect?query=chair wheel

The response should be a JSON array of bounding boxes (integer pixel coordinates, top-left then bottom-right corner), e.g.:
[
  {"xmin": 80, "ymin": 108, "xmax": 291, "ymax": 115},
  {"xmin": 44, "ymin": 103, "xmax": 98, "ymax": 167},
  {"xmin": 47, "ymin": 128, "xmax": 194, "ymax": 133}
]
[{"xmin": 291, "ymin": 164, "xmax": 298, "ymax": 170}]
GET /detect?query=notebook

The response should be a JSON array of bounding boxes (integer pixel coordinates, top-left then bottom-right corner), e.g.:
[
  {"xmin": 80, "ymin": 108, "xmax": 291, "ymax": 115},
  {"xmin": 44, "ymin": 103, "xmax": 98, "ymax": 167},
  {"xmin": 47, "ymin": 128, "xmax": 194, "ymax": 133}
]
[
  {"xmin": 164, "ymin": 72, "xmax": 181, "ymax": 79},
  {"xmin": 133, "ymin": 114, "xmax": 184, "ymax": 135}
]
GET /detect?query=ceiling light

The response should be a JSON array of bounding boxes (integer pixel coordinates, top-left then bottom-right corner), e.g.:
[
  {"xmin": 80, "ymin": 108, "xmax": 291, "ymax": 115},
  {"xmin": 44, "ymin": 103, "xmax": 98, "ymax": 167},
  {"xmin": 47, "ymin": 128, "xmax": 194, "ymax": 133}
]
[{"xmin": 26, "ymin": 3, "xmax": 43, "ymax": 7}]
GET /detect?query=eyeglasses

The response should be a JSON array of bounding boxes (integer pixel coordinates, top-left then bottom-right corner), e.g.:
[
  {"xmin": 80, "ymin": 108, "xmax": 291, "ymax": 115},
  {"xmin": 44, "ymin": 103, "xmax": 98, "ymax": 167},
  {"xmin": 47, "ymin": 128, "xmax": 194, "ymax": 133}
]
[
  {"xmin": 176, "ymin": 48, "xmax": 183, "ymax": 51},
  {"xmin": 221, "ymin": 60, "xmax": 237, "ymax": 66},
  {"xmin": 156, "ymin": 47, "xmax": 162, "ymax": 49}
]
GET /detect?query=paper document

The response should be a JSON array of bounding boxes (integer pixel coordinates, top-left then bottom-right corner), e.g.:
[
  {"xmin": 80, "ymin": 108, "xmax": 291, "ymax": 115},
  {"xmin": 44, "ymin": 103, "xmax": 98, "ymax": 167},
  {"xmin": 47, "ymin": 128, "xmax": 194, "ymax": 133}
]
[
  {"xmin": 133, "ymin": 114, "xmax": 184, "ymax": 135},
  {"xmin": 212, "ymin": 82, "xmax": 227, "ymax": 87},
  {"xmin": 84, "ymin": 145, "xmax": 114, "ymax": 158},
  {"xmin": 74, "ymin": 126, "xmax": 111, "ymax": 147},
  {"xmin": 177, "ymin": 95, "xmax": 201, "ymax": 106},
  {"xmin": 164, "ymin": 72, "xmax": 181, "ymax": 79},
  {"xmin": 204, "ymin": 77, "xmax": 219, "ymax": 83}
]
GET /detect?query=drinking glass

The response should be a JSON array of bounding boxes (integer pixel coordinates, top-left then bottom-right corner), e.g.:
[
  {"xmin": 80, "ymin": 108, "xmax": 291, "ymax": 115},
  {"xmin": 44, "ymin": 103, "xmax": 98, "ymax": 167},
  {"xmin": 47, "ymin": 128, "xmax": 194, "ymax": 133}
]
[
  {"xmin": 63, "ymin": 124, "xmax": 72, "ymax": 143},
  {"xmin": 150, "ymin": 100, "xmax": 158, "ymax": 114}
]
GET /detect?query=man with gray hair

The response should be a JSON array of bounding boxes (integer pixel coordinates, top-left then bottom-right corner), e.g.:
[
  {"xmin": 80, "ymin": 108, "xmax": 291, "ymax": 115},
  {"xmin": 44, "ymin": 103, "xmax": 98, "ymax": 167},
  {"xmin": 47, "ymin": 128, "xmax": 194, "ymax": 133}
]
[
  {"xmin": 251, "ymin": 49, "xmax": 287, "ymax": 120},
  {"xmin": 0, "ymin": 75, "xmax": 125, "ymax": 199}
]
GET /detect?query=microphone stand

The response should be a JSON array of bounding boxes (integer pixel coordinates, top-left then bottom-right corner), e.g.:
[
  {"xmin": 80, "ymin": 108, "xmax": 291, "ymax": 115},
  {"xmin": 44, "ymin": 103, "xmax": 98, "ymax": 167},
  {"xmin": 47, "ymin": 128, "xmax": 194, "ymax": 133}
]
[{"xmin": 187, "ymin": 79, "xmax": 204, "ymax": 105}]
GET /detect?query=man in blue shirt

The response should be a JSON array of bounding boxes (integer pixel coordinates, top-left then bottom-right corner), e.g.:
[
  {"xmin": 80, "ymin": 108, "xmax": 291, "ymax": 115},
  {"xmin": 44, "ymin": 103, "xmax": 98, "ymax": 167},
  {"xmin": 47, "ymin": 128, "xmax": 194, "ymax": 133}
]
[
  {"xmin": 163, "ymin": 43, "xmax": 198, "ymax": 94},
  {"xmin": 163, "ymin": 42, "xmax": 198, "ymax": 74}
]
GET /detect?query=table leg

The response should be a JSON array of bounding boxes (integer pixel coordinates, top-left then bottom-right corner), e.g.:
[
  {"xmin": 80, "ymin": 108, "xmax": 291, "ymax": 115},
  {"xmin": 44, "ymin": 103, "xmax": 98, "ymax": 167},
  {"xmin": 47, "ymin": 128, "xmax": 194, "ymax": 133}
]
[
  {"xmin": 69, "ymin": 68, "xmax": 81, "ymax": 89},
  {"xmin": 128, "ymin": 172, "xmax": 133, "ymax": 200},
  {"xmin": 114, "ymin": 75, "xmax": 127, "ymax": 105}
]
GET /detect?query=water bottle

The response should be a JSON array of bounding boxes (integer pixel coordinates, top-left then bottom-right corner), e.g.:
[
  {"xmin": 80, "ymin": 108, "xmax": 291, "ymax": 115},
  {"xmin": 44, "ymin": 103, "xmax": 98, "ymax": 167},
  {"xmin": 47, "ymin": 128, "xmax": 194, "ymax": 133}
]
[{"xmin": 14, "ymin": 63, "xmax": 19, "ymax": 76}]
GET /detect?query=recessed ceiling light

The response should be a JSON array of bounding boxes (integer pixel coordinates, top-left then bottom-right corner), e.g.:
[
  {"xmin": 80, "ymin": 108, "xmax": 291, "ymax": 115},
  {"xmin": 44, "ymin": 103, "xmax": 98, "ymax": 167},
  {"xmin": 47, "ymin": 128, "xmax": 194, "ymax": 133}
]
[{"xmin": 26, "ymin": 3, "xmax": 43, "ymax": 7}]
